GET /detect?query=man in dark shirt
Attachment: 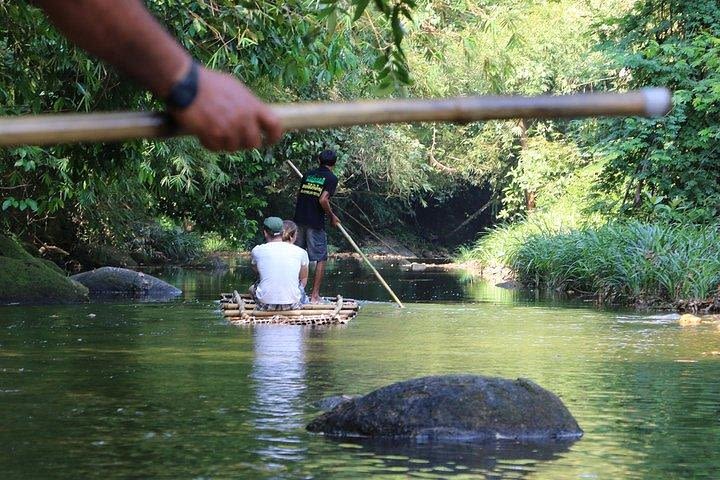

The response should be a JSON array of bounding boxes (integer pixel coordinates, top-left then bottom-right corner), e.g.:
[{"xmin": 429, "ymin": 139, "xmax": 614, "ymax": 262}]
[{"xmin": 294, "ymin": 150, "xmax": 340, "ymax": 303}]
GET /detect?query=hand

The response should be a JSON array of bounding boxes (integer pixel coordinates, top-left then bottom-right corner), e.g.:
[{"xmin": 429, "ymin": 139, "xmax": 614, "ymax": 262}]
[
  {"xmin": 330, "ymin": 214, "xmax": 341, "ymax": 227},
  {"xmin": 171, "ymin": 67, "xmax": 283, "ymax": 151}
]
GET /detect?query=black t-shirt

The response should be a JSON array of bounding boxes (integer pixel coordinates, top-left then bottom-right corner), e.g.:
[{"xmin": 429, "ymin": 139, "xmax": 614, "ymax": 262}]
[{"xmin": 294, "ymin": 167, "xmax": 338, "ymax": 230}]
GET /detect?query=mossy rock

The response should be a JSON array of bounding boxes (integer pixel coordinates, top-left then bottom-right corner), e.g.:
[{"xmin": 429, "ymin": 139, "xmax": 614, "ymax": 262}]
[
  {"xmin": 40, "ymin": 258, "xmax": 66, "ymax": 276},
  {"xmin": 307, "ymin": 375, "xmax": 583, "ymax": 442},
  {"xmin": 0, "ymin": 234, "xmax": 88, "ymax": 305}
]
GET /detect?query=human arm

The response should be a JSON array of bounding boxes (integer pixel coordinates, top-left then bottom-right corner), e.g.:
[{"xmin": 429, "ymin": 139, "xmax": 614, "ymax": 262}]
[
  {"xmin": 319, "ymin": 191, "xmax": 340, "ymax": 227},
  {"xmin": 299, "ymin": 264, "xmax": 309, "ymax": 289},
  {"xmin": 34, "ymin": 0, "xmax": 282, "ymax": 151},
  {"xmin": 250, "ymin": 248, "xmax": 259, "ymax": 274}
]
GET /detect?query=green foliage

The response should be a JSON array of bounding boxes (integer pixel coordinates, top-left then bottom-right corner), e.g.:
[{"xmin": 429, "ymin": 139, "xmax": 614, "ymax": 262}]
[
  {"xmin": 597, "ymin": 0, "xmax": 720, "ymax": 221},
  {"xmin": 499, "ymin": 132, "xmax": 589, "ymax": 220},
  {"xmin": 129, "ymin": 220, "xmax": 203, "ymax": 265},
  {"xmin": 512, "ymin": 222, "xmax": 720, "ymax": 305},
  {"xmin": 0, "ymin": 0, "xmax": 415, "ymax": 253},
  {"xmin": 201, "ymin": 231, "xmax": 233, "ymax": 253},
  {"xmin": 458, "ymin": 158, "xmax": 607, "ymax": 260}
]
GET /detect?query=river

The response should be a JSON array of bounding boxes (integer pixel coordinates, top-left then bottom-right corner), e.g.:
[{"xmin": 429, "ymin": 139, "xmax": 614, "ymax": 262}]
[{"xmin": 1, "ymin": 258, "xmax": 719, "ymax": 478}]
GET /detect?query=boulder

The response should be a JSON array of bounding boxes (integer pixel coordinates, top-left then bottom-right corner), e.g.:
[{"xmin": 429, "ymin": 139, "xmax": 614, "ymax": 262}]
[
  {"xmin": 314, "ymin": 394, "xmax": 361, "ymax": 411},
  {"xmin": 307, "ymin": 375, "xmax": 582, "ymax": 442},
  {"xmin": 71, "ymin": 266, "xmax": 181, "ymax": 298},
  {"xmin": 0, "ymin": 234, "xmax": 88, "ymax": 305}
]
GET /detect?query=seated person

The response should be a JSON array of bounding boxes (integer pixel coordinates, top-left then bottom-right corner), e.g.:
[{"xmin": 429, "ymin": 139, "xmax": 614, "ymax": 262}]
[
  {"xmin": 250, "ymin": 217, "xmax": 309, "ymax": 311},
  {"xmin": 282, "ymin": 219, "xmax": 309, "ymax": 304}
]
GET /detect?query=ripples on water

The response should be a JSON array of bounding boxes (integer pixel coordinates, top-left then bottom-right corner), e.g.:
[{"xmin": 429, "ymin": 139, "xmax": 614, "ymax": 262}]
[{"xmin": 1, "ymin": 258, "xmax": 720, "ymax": 478}]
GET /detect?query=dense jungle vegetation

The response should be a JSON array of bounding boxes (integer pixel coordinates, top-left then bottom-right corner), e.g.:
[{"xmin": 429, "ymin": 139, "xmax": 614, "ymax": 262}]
[{"xmin": 2, "ymin": 0, "xmax": 720, "ymax": 307}]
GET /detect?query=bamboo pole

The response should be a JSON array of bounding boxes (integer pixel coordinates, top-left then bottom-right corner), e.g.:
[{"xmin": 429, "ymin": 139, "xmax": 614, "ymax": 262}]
[
  {"xmin": 338, "ymin": 223, "xmax": 404, "ymax": 308},
  {"xmin": 0, "ymin": 89, "xmax": 671, "ymax": 147},
  {"xmin": 286, "ymin": 160, "xmax": 405, "ymax": 308}
]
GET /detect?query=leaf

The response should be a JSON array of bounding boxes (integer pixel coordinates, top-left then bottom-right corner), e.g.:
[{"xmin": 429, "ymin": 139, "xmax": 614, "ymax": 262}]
[
  {"xmin": 372, "ymin": 54, "xmax": 387, "ymax": 70},
  {"xmin": 327, "ymin": 9, "xmax": 338, "ymax": 34},
  {"xmin": 353, "ymin": 0, "xmax": 371, "ymax": 21},
  {"xmin": 2, "ymin": 198, "xmax": 15, "ymax": 211}
]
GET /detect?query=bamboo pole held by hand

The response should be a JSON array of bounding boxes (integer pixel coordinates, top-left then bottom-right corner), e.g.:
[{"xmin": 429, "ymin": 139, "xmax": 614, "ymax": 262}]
[
  {"xmin": 286, "ymin": 160, "xmax": 404, "ymax": 308},
  {"xmin": 0, "ymin": 89, "xmax": 671, "ymax": 147},
  {"xmin": 337, "ymin": 223, "xmax": 405, "ymax": 309}
]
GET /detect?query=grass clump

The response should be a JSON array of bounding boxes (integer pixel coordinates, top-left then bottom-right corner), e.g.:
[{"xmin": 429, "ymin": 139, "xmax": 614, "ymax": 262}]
[{"xmin": 511, "ymin": 222, "xmax": 720, "ymax": 306}]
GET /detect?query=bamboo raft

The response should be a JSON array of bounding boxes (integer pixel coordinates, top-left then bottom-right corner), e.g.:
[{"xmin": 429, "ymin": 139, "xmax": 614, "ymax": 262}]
[{"xmin": 219, "ymin": 291, "xmax": 359, "ymax": 325}]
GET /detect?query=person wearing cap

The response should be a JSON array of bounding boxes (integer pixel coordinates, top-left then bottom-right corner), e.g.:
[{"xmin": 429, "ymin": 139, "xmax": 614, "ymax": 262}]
[
  {"xmin": 250, "ymin": 217, "xmax": 309, "ymax": 311},
  {"xmin": 293, "ymin": 149, "xmax": 340, "ymax": 304}
]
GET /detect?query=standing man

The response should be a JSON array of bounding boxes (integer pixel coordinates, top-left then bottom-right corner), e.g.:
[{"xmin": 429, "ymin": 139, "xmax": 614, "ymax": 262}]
[
  {"xmin": 294, "ymin": 150, "xmax": 340, "ymax": 303},
  {"xmin": 33, "ymin": 0, "xmax": 282, "ymax": 151}
]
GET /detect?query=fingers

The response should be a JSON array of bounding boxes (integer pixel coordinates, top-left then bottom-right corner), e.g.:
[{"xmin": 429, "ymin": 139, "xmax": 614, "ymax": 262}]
[
  {"xmin": 242, "ymin": 116, "xmax": 262, "ymax": 150},
  {"xmin": 257, "ymin": 106, "xmax": 283, "ymax": 145}
]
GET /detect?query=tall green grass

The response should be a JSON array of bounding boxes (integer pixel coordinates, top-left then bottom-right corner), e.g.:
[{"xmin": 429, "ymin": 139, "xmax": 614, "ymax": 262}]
[
  {"xmin": 456, "ymin": 207, "xmax": 595, "ymax": 267},
  {"xmin": 462, "ymin": 220, "xmax": 720, "ymax": 305}
]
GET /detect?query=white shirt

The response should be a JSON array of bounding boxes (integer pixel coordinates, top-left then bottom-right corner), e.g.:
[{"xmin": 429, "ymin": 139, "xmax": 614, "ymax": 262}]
[{"xmin": 251, "ymin": 241, "xmax": 309, "ymax": 305}]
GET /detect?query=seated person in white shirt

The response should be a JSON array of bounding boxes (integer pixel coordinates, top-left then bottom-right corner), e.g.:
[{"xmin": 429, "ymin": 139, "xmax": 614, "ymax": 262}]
[{"xmin": 250, "ymin": 217, "xmax": 309, "ymax": 311}]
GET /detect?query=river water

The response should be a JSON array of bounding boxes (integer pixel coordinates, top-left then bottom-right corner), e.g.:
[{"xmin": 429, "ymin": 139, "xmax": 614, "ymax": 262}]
[{"xmin": 1, "ymin": 258, "xmax": 719, "ymax": 479}]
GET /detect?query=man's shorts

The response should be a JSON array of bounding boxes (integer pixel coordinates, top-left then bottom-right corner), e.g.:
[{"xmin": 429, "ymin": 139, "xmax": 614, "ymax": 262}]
[{"xmin": 295, "ymin": 225, "xmax": 328, "ymax": 262}]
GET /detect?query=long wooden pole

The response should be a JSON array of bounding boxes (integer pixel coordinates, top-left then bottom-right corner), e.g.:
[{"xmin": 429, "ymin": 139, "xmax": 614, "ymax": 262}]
[
  {"xmin": 0, "ymin": 89, "xmax": 671, "ymax": 147},
  {"xmin": 286, "ymin": 160, "xmax": 404, "ymax": 308}
]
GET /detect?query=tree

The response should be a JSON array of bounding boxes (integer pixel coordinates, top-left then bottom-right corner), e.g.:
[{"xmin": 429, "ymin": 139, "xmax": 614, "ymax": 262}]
[{"xmin": 597, "ymin": 0, "xmax": 720, "ymax": 223}]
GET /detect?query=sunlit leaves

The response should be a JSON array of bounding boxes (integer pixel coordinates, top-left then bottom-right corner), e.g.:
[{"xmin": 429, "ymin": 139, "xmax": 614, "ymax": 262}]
[{"xmin": 597, "ymin": 1, "xmax": 720, "ymax": 223}]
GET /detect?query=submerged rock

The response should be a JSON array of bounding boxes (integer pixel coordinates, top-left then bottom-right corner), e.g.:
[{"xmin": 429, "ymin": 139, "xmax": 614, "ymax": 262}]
[
  {"xmin": 307, "ymin": 375, "xmax": 582, "ymax": 442},
  {"xmin": 679, "ymin": 313, "xmax": 702, "ymax": 326},
  {"xmin": 0, "ymin": 234, "xmax": 88, "ymax": 305},
  {"xmin": 71, "ymin": 266, "xmax": 181, "ymax": 298}
]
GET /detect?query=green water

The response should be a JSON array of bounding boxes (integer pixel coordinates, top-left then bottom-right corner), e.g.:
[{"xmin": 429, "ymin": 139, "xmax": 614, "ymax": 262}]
[{"xmin": 1, "ymin": 259, "xmax": 719, "ymax": 479}]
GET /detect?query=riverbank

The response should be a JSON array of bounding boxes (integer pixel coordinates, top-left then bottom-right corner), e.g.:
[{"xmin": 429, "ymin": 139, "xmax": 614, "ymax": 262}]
[{"xmin": 458, "ymin": 221, "xmax": 720, "ymax": 313}]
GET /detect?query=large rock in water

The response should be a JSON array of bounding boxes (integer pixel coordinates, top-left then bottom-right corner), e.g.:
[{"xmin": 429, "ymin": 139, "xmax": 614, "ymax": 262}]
[
  {"xmin": 307, "ymin": 375, "xmax": 582, "ymax": 441},
  {"xmin": 0, "ymin": 234, "xmax": 88, "ymax": 305},
  {"xmin": 71, "ymin": 266, "xmax": 181, "ymax": 298}
]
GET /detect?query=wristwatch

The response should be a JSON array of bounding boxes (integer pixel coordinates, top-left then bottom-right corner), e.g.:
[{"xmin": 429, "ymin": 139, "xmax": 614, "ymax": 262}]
[{"xmin": 165, "ymin": 61, "xmax": 199, "ymax": 109}]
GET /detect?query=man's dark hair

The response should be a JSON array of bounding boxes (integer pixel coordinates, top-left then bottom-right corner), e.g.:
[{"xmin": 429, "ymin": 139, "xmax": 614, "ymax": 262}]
[{"xmin": 318, "ymin": 149, "xmax": 337, "ymax": 166}]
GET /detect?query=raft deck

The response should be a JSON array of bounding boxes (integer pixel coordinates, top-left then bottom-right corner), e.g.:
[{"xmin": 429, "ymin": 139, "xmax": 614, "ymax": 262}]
[{"xmin": 219, "ymin": 291, "xmax": 359, "ymax": 325}]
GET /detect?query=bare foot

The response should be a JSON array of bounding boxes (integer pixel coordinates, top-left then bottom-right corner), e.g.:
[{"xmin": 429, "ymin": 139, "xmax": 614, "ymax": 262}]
[{"xmin": 310, "ymin": 294, "xmax": 321, "ymax": 304}]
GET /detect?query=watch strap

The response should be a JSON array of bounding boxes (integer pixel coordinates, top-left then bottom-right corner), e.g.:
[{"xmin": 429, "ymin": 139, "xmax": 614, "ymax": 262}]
[{"xmin": 166, "ymin": 61, "xmax": 199, "ymax": 109}]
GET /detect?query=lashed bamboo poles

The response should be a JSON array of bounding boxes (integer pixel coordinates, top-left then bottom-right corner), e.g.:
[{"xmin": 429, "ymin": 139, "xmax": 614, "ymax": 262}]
[
  {"xmin": 286, "ymin": 160, "xmax": 405, "ymax": 308},
  {"xmin": 0, "ymin": 89, "xmax": 671, "ymax": 147},
  {"xmin": 220, "ymin": 293, "xmax": 360, "ymax": 324}
]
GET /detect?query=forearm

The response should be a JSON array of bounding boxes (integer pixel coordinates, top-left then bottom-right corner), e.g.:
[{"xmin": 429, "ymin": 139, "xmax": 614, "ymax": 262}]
[
  {"xmin": 299, "ymin": 266, "xmax": 309, "ymax": 288},
  {"xmin": 319, "ymin": 196, "xmax": 335, "ymax": 218},
  {"xmin": 35, "ymin": 0, "xmax": 191, "ymax": 98}
]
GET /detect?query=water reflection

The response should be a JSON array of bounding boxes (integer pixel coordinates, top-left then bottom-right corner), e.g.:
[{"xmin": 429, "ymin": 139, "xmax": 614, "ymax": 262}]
[
  {"xmin": 159, "ymin": 257, "xmax": 533, "ymax": 304},
  {"xmin": 3, "ymin": 261, "xmax": 720, "ymax": 479},
  {"xmin": 251, "ymin": 326, "xmax": 308, "ymax": 462},
  {"xmin": 334, "ymin": 438, "xmax": 574, "ymax": 477}
]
